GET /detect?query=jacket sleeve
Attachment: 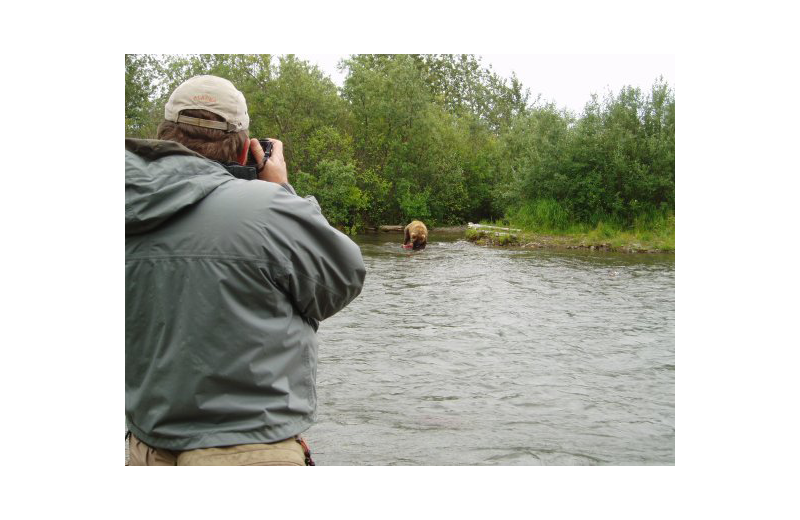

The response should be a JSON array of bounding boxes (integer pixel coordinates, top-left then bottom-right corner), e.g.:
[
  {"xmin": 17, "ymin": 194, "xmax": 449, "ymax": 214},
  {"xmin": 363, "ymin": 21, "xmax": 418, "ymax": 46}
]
[{"xmin": 264, "ymin": 188, "xmax": 366, "ymax": 322}]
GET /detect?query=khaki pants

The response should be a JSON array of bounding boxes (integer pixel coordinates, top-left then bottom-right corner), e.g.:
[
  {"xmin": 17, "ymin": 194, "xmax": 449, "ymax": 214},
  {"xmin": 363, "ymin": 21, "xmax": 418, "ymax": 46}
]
[{"xmin": 128, "ymin": 434, "xmax": 308, "ymax": 466}]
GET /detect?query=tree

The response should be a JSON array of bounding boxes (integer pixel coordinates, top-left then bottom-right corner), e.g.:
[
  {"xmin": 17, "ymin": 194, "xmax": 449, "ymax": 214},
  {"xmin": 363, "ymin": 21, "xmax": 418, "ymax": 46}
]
[
  {"xmin": 410, "ymin": 54, "xmax": 531, "ymax": 132},
  {"xmin": 125, "ymin": 54, "xmax": 674, "ymax": 231},
  {"xmin": 125, "ymin": 54, "xmax": 161, "ymax": 137}
]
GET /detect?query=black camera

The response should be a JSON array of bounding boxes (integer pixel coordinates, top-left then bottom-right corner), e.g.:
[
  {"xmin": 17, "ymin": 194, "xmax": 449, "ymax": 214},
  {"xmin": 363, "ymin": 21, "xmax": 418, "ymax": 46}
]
[
  {"xmin": 246, "ymin": 138, "xmax": 273, "ymax": 167},
  {"xmin": 222, "ymin": 139, "xmax": 274, "ymax": 180}
]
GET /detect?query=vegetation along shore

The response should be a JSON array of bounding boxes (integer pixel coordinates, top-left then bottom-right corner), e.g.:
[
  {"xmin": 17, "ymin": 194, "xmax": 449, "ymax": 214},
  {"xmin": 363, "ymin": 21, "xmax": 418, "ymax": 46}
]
[
  {"xmin": 464, "ymin": 222, "xmax": 674, "ymax": 253},
  {"xmin": 127, "ymin": 54, "xmax": 674, "ymax": 249},
  {"xmin": 380, "ymin": 222, "xmax": 674, "ymax": 253}
]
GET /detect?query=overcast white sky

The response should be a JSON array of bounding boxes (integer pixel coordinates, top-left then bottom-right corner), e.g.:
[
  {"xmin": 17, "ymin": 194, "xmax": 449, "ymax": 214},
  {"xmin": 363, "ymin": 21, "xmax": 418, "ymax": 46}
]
[{"xmin": 297, "ymin": 54, "xmax": 674, "ymax": 114}]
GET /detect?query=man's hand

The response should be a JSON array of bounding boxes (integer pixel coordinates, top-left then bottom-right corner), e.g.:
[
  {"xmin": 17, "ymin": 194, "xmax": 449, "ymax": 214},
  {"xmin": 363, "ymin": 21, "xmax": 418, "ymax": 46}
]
[{"xmin": 250, "ymin": 138, "xmax": 288, "ymax": 184}]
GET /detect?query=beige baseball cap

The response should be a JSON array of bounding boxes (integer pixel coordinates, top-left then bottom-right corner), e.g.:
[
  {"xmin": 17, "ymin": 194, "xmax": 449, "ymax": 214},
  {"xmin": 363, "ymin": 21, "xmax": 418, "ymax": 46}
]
[{"xmin": 164, "ymin": 75, "xmax": 249, "ymax": 132}]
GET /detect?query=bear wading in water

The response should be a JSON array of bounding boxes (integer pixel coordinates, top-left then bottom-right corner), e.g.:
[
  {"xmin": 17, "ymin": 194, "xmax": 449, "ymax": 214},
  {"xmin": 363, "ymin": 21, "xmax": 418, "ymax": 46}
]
[{"xmin": 403, "ymin": 220, "xmax": 428, "ymax": 251}]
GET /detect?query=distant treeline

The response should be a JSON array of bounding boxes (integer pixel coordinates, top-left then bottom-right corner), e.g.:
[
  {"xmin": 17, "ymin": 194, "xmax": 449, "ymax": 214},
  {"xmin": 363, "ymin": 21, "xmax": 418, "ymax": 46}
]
[{"xmin": 126, "ymin": 54, "xmax": 674, "ymax": 233}]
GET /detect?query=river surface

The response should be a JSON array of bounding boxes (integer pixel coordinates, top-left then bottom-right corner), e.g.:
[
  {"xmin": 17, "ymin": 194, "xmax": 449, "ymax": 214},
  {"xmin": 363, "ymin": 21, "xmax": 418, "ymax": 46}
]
[{"xmin": 304, "ymin": 232, "xmax": 675, "ymax": 465}]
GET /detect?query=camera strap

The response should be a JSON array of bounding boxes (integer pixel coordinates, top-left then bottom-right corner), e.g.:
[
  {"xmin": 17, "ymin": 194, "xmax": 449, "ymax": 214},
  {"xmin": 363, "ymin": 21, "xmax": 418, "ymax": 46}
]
[{"xmin": 219, "ymin": 162, "xmax": 258, "ymax": 180}]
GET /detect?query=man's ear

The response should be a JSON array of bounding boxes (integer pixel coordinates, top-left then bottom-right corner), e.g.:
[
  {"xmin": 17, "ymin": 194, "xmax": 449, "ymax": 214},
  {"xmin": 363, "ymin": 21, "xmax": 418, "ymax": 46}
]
[{"xmin": 238, "ymin": 138, "xmax": 249, "ymax": 165}]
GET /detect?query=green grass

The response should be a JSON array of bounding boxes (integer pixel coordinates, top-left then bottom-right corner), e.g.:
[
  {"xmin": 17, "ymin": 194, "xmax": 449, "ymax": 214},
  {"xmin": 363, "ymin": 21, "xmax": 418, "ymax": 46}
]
[{"xmin": 477, "ymin": 200, "xmax": 674, "ymax": 252}]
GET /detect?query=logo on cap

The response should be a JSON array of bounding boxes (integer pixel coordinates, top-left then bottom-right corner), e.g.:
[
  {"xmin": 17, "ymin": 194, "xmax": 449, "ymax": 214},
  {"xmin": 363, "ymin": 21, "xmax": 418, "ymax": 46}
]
[{"xmin": 192, "ymin": 94, "xmax": 217, "ymax": 103}]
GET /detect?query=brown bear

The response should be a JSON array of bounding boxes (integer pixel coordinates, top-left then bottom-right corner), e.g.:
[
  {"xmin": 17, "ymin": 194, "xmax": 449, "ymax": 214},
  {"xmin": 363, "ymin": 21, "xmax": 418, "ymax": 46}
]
[{"xmin": 403, "ymin": 220, "xmax": 428, "ymax": 250}]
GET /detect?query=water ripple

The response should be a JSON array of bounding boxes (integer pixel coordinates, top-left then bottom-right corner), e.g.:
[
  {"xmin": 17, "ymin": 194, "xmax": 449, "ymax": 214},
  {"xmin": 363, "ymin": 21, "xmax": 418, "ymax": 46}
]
[{"xmin": 306, "ymin": 233, "xmax": 674, "ymax": 465}]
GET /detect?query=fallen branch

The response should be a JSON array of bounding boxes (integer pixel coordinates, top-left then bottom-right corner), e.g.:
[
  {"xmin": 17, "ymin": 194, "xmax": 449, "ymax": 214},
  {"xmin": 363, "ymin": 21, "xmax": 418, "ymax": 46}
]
[{"xmin": 467, "ymin": 222, "xmax": 521, "ymax": 232}]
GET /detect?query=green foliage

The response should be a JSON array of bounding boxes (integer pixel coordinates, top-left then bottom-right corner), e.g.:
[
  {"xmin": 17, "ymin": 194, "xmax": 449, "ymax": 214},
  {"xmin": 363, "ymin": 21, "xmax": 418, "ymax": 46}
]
[
  {"xmin": 395, "ymin": 179, "xmax": 432, "ymax": 223},
  {"xmin": 307, "ymin": 160, "xmax": 367, "ymax": 234},
  {"xmin": 125, "ymin": 54, "xmax": 162, "ymax": 138},
  {"xmin": 409, "ymin": 54, "xmax": 530, "ymax": 132},
  {"xmin": 498, "ymin": 78, "xmax": 675, "ymax": 228},
  {"xmin": 508, "ymin": 199, "xmax": 571, "ymax": 232},
  {"xmin": 125, "ymin": 55, "xmax": 674, "ymax": 234}
]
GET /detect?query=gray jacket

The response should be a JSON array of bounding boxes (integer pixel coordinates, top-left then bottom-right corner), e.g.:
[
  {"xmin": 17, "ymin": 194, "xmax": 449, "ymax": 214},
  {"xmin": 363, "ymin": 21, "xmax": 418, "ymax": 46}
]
[{"xmin": 125, "ymin": 139, "xmax": 365, "ymax": 450}]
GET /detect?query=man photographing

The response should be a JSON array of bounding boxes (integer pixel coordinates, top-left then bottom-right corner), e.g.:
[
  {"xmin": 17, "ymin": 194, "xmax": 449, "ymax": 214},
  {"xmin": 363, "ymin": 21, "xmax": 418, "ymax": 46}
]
[{"xmin": 125, "ymin": 75, "xmax": 366, "ymax": 465}]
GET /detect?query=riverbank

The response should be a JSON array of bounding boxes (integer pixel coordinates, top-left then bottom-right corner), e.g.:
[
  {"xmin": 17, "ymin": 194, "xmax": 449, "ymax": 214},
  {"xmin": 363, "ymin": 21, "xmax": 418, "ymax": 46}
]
[
  {"xmin": 372, "ymin": 223, "xmax": 674, "ymax": 254},
  {"xmin": 465, "ymin": 223, "xmax": 674, "ymax": 253}
]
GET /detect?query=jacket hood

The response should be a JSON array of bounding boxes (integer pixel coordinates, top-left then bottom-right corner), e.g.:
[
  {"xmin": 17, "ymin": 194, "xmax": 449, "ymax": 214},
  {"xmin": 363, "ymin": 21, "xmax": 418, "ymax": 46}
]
[{"xmin": 125, "ymin": 138, "xmax": 234, "ymax": 234}]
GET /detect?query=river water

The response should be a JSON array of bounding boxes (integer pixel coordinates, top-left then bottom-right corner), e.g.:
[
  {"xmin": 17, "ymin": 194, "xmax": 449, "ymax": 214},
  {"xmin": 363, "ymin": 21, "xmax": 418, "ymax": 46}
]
[{"xmin": 304, "ymin": 232, "xmax": 675, "ymax": 465}]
